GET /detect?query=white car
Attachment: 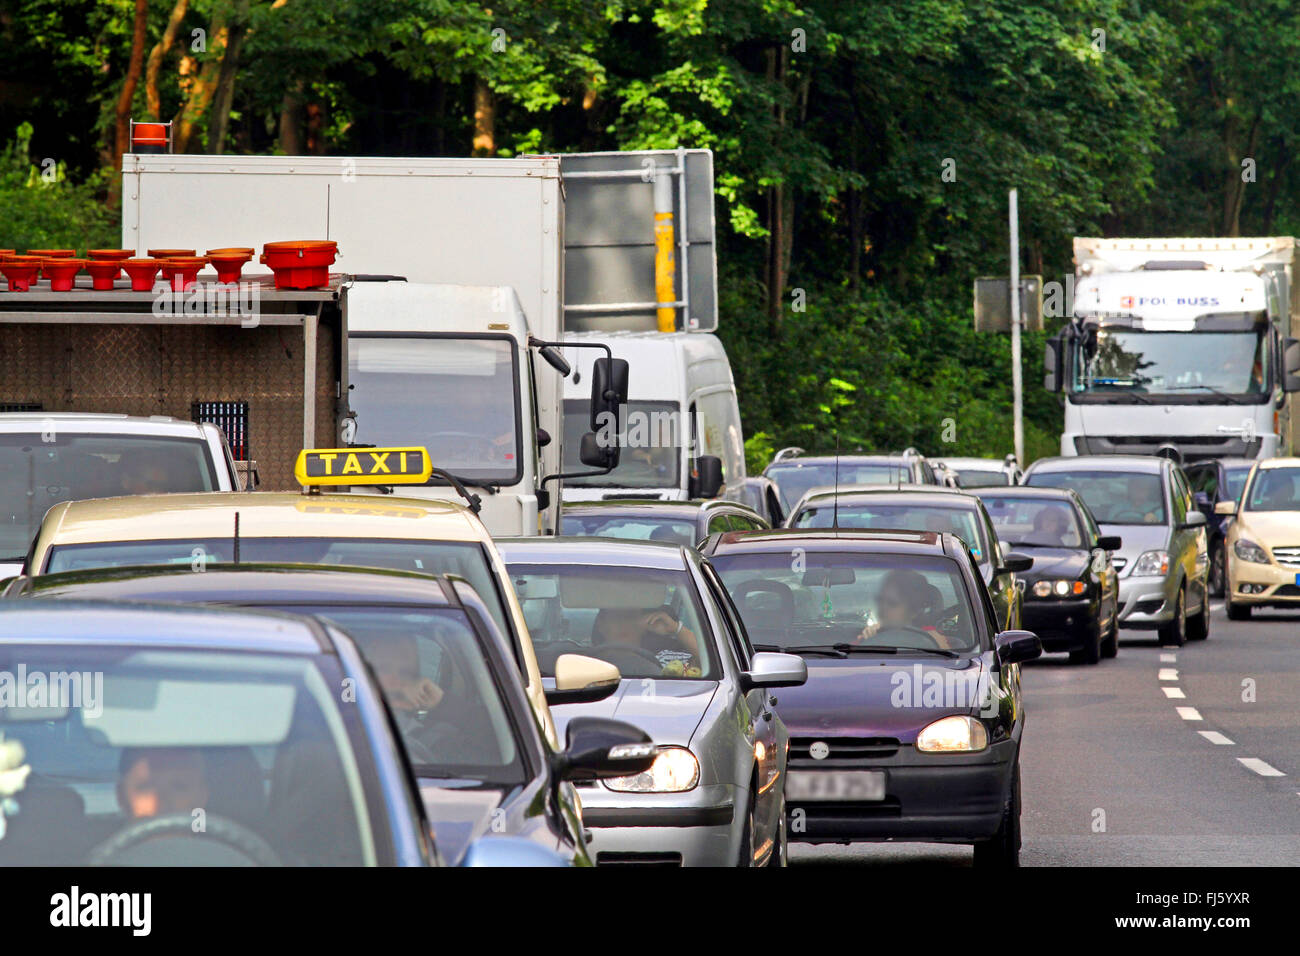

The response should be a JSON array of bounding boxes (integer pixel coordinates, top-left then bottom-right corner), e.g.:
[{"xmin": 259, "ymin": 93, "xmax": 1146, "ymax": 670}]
[{"xmin": 0, "ymin": 412, "xmax": 241, "ymax": 577}]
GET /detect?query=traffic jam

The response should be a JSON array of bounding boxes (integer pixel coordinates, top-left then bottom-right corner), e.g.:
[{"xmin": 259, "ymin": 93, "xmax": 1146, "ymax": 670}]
[{"xmin": 0, "ymin": 139, "xmax": 1297, "ymax": 906}]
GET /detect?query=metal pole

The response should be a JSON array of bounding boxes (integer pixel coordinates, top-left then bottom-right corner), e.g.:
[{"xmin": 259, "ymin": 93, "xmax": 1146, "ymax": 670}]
[{"xmin": 1010, "ymin": 189, "xmax": 1024, "ymax": 469}]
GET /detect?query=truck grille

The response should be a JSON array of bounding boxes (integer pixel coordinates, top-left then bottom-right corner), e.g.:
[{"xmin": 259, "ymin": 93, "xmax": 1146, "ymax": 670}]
[
  {"xmin": 1272, "ymin": 547, "xmax": 1300, "ymax": 568},
  {"xmin": 789, "ymin": 736, "xmax": 899, "ymax": 766}
]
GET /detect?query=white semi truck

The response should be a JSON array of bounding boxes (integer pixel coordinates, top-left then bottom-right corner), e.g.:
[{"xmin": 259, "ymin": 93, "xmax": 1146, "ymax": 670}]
[
  {"xmin": 122, "ymin": 154, "xmax": 624, "ymax": 534},
  {"xmin": 1046, "ymin": 237, "xmax": 1300, "ymax": 460}
]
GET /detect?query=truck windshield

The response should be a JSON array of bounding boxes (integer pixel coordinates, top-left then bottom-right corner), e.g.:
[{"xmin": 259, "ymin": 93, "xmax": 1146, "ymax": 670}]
[
  {"xmin": 0, "ymin": 434, "xmax": 217, "ymax": 562},
  {"xmin": 1071, "ymin": 326, "xmax": 1268, "ymax": 398},
  {"xmin": 348, "ymin": 336, "xmax": 521, "ymax": 485},
  {"xmin": 562, "ymin": 399, "xmax": 681, "ymax": 488}
]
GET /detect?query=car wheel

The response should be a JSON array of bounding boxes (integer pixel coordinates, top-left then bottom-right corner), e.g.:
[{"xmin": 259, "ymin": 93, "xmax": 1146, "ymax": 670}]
[
  {"xmin": 766, "ymin": 801, "xmax": 788, "ymax": 868},
  {"xmin": 1208, "ymin": 542, "xmax": 1226, "ymax": 598},
  {"xmin": 1158, "ymin": 586, "xmax": 1186, "ymax": 647},
  {"xmin": 1187, "ymin": 596, "xmax": 1210, "ymax": 641},
  {"xmin": 736, "ymin": 789, "xmax": 756, "ymax": 868},
  {"xmin": 1101, "ymin": 611, "xmax": 1119, "ymax": 658},
  {"xmin": 1068, "ymin": 622, "xmax": 1102, "ymax": 665},
  {"xmin": 973, "ymin": 761, "xmax": 1021, "ymax": 869},
  {"xmin": 1226, "ymin": 590, "xmax": 1251, "ymax": 621}
]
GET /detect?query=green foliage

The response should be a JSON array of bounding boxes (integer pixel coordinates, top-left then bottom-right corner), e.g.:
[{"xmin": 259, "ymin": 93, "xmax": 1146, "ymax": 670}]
[{"xmin": 0, "ymin": 124, "xmax": 117, "ymax": 253}]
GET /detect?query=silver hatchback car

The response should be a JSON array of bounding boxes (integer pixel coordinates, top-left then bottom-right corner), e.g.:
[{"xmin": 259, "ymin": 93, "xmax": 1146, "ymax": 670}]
[
  {"xmin": 1022, "ymin": 455, "xmax": 1209, "ymax": 645},
  {"xmin": 498, "ymin": 537, "xmax": 807, "ymax": 866}
]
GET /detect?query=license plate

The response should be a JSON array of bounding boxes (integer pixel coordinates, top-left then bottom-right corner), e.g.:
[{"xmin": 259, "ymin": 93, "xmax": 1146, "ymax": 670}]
[{"xmin": 785, "ymin": 770, "xmax": 886, "ymax": 802}]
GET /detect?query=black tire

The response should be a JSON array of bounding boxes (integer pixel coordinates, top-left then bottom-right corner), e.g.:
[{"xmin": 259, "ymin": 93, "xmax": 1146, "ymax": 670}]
[
  {"xmin": 1101, "ymin": 615, "xmax": 1119, "ymax": 658},
  {"xmin": 766, "ymin": 803, "xmax": 788, "ymax": 868},
  {"xmin": 736, "ymin": 789, "xmax": 756, "ymax": 868},
  {"xmin": 1068, "ymin": 622, "xmax": 1102, "ymax": 665},
  {"xmin": 973, "ymin": 761, "xmax": 1021, "ymax": 869},
  {"xmin": 1208, "ymin": 542, "xmax": 1226, "ymax": 599},
  {"xmin": 1187, "ymin": 597, "xmax": 1210, "ymax": 641},
  {"xmin": 1226, "ymin": 592, "xmax": 1251, "ymax": 621},
  {"xmin": 1158, "ymin": 586, "xmax": 1187, "ymax": 647}
]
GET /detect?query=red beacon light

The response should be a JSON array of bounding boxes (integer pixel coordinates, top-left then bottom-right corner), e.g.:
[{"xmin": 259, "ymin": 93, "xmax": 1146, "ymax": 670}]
[{"xmin": 129, "ymin": 120, "xmax": 172, "ymax": 154}]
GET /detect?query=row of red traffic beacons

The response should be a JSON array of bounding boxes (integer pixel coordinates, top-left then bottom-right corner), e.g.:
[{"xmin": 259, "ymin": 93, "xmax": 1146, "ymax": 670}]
[{"xmin": 0, "ymin": 241, "xmax": 338, "ymax": 292}]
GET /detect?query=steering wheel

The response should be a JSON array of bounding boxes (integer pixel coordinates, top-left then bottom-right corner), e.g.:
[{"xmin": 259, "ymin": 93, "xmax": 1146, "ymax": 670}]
[
  {"xmin": 868, "ymin": 625, "xmax": 942, "ymax": 650},
  {"xmin": 393, "ymin": 709, "xmax": 463, "ymax": 764},
  {"xmin": 1109, "ymin": 508, "xmax": 1144, "ymax": 523},
  {"xmin": 734, "ymin": 579, "xmax": 795, "ymax": 626},
  {"xmin": 87, "ymin": 812, "xmax": 282, "ymax": 866}
]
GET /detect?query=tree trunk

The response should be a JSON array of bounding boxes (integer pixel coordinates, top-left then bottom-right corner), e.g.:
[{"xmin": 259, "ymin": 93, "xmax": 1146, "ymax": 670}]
[
  {"xmin": 764, "ymin": 45, "xmax": 789, "ymax": 332},
  {"xmin": 207, "ymin": 2, "xmax": 250, "ymax": 154},
  {"xmin": 173, "ymin": 10, "xmax": 229, "ymax": 153},
  {"xmin": 1221, "ymin": 113, "xmax": 1260, "ymax": 237},
  {"xmin": 146, "ymin": 0, "xmax": 190, "ymax": 121},
  {"xmin": 279, "ymin": 80, "xmax": 305, "ymax": 154},
  {"xmin": 113, "ymin": 0, "xmax": 149, "ymax": 172},
  {"xmin": 473, "ymin": 78, "xmax": 495, "ymax": 156}
]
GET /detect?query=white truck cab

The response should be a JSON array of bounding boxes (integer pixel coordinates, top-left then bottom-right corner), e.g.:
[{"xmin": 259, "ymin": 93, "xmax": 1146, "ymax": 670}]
[
  {"xmin": 0, "ymin": 412, "xmax": 241, "ymax": 577},
  {"xmin": 560, "ymin": 331, "xmax": 743, "ymax": 501}
]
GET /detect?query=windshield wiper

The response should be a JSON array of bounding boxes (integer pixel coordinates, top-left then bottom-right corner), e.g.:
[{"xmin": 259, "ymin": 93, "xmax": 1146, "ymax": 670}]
[
  {"xmin": 788, "ymin": 643, "xmax": 898, "ymax": 657},
  {"xmin": 1165, "ymin": 384, "xmax": 1252, "ymax": 404},
  {"xmin": 870, "ymin": 645, "xmax": 961, "ymax": 658}
]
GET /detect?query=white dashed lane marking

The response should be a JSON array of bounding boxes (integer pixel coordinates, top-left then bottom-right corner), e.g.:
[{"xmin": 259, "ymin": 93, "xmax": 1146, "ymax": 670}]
[
  {"xmin": 1158, "ymin": 668, "xmax": 1179, "ymax": 681},
  {"xmin": 1238, "ymin": 758, "xmax": 1286, "ymax": 777},
  {"xmin": 1160, "ymin": 653, "xmax": 1177, "ymax": 663},
  {"xmin": 1163, "ymin": 686, "xmax": 1186, "ymax": 699},
  {"xmin": 1198, "ymin": 731, "xmax": 1234, "ymax": 745},
  {"xmin": 1176, "ymin": 706, "xmax": 1203, "ymax": 721}
]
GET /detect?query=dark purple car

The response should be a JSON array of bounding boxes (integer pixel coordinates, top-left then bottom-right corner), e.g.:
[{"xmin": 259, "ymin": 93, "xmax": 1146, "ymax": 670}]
[{"xmin": 700, "ymin": 528, "xmax": 1041, "ymax": 867}]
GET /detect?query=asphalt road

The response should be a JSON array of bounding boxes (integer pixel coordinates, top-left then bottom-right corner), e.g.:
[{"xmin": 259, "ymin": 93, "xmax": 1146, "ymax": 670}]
[{"xmin": 791, "ymin": 604, "xmax": 1300, "ymax": 866}]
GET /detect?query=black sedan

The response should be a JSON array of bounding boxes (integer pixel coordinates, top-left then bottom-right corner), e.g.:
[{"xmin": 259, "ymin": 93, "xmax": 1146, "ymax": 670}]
[
  {"xmin": 699, "ymin": 529, "xmax": 1041, "ymax": 867},
  {"xmin": 975, "ymin": 487, "xmax": 1121, "ymax": 665},
  {"xmin": 3, "ymin": 564, "xmax": 656, "ymax": 866}
]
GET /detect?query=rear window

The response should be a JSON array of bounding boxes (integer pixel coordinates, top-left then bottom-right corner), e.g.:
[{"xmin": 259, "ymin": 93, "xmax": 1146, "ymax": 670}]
[
  {"xmin": 561, "ymin": 513, "xmax": 696, "ymax": 546},
  {"xmin": 1025, "ymin": 470, "xmax": 1166, "ymax": 525},
  {"xmin": 791, "ymin": 502, "xmax": 987, "ymax": 564},
  {"xmin": 0, "ymin": 434, "xmax": 217, "ymax": 562}
]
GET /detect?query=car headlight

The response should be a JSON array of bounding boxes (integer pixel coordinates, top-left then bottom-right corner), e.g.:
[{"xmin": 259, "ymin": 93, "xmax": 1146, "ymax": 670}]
[
  {"xmin": 916, "ymin": 715, "xmax": 989, "ymax": 753},
  {"xmin": 1032, "ymin": 579, "xmax": 1085, "ymax": 598},
  {"xmin": 1131, "ymin": 550, "xmax": 1170, "ymax": 576},
  {"xmin": 603, "ymin": 746, "xmax": 700, "ymax": 793},
  {"xmin": 1234, "ymin": 538, "xmax": 1269, "ymax": 564}
]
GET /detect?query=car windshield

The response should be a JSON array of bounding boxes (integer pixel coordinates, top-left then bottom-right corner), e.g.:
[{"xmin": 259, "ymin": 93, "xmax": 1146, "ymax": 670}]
[
  {"xmin": 709, "ymin": 551, "xmax": 980, "ymax": 653},
  {"xmin": 1071, "ymin": 325, "xmax": 1268, "ymax": 397},
  {"xmin": 0, "ymin": 434, "xmax": 217, "ymax": 562},
  {"xmin": 1224, "ymin": 466, "xmax": 1252, "ymax": 500},
  {"xmin": 791, "ymin": 502, "xmax": 987, "ymax": 564},
  {"xmin": 303, "ymin": 606, "xmax": 524, "ymax": 784},
  {"xmin": 0, "ymin": 646, "xmax": 378, "ymax": 866},
  {"xmin": 563, "ymin": 400, "xmax": 681, "ymax": 489},
  {"xmin": 954, "ymin": 470, "xmax": 1009, "ymax": 488},
  {"xmin": 1025, "ymin": 471, "xmax": 1167, "ymax": 525},
  {"xmin": 43, "ymin": 538, "xmax": 511, "ymax": 638},
  {"xmin": 981, "ymin": 497, "xmax": 1085, "ymax": 548},
  {"xmin": 1245, "ymin": 467, "xmax": 1300, "ymax": 512},
  {"xmin": 348, "ymin": 336, "xmax": 521, "ymax": 484},
  {"xmin": 765, "ymin": 462, "xmax": 909, "ymax": 511},
  {"xmin": 560, "ymin": 512, "xmax": 696, "ymax": 546},
  {"xmin": 505, "ymin": 562, "xmax": 718, "ymax": 680}
]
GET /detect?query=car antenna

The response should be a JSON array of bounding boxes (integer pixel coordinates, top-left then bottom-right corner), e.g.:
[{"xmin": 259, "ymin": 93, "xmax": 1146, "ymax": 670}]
[
  {"xmin": 833, "ymin": 433, "xmax": 840, "ymax": 529},
  {"xmin": 233, "ymin": 511, "xmax": 240, "ymax": 566}
]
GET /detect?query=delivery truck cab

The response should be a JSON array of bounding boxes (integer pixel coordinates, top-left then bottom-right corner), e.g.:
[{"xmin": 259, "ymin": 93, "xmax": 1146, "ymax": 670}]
[{"xmin": 560, "ymin": 331, "xmax": 743, "ymax": 501}]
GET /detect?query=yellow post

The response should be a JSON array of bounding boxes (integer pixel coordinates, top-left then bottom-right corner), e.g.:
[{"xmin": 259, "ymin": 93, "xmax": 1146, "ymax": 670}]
[{"xmin": 653, "ymin": 166, "xmax": 677, "ymax": 332}]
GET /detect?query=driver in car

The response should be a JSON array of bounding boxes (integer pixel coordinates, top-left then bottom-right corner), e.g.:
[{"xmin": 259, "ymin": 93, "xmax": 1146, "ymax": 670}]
[
  {"xmin": 366, "ymin": 634, "xmax": 445, "ymax": 713},
  {"xmin": 117, "ymin": 747, "xmax": 209, "ymax": 819},
  {"xmin": 592, "ymin": 606, "xmax": 699, "ymax": 671},
  {"xmin": 854, "ymin": 568, "xmax": 954, "ymax": 650}
]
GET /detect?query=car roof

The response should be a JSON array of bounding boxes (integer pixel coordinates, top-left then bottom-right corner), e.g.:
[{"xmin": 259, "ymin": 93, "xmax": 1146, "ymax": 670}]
[
  {"xmin": 37, "ymin": 492, "xmax": 486, "ymax": 546},
  {"xmin": 766, "ymin": 454, "xmax": 918, "ymax": 469},
  {"xmin": 17, "ymin": 564, "xmax": 460, "ymax": 607},
  {"xmin": 706, "ymin": 527, "xmax": 953, "ymax": 556},
  {"xmin": 562, "ymin": 499, "xmax": 759, "ymax": 518},
  {"xmin": 933, "ymin": 457, "xmax": 1011, "ymax": 468},
  {"xmin": 1188, "ymin": 457, "xmax": 1257, "ymax": 469},
  {"xmin": 1024, "ymin": 455, "xmax": 1168, "ymax": 475},
  {"xmin": 973, "ymin": 486, "xmax": 1076, "ymax": 500},
  {"xmin": 0, "ymin": 413, "xmax": 209, "ymax": 436},
  {"xmin": 0, "ymin": 599, "xmax": 326, "ymax": 653},
  {"xmin": 798, "ymin": 485, "xmax": 975, "ymax": 507},
  {"xmin": 1255, "ymin": 456, "xmax": 1300, "ymax": 470},
  {"xmin": 497, "ymin": 536, "xmax": 693, "ymax": 570}
]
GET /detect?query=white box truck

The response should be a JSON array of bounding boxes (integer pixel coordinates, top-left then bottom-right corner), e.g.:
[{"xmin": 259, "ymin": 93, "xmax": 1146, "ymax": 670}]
[
  {"xmin": 121, "ymin": 154, "xmax": 624, "ymax": 535},
  {"xmin": 1046, "ymin": 237, "xmax": 1300, "ymax": 460}
]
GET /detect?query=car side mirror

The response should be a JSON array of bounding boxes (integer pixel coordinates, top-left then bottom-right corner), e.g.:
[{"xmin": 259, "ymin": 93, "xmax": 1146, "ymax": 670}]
[
  {"xmin": 994, "ymin": 629, "xmax": 1042, "ymax": 665},
  {"xmin": 1283, "ymin": 337, "xmax": 1300, "ymax": 393},
  {"xmin": 1096, "ymin": 534, "xmax": 1122, "ymax": 551},
  {"xmin": 461, "ymin": 835, "xmax": 569, "ymax": 867},
  {"xmin": 554, "ymin": 716, "xmax": 656, "ymax": 782},
  {"xmin": 998, "ymin": 552, "xmax": 1033, "ymax": 574},
  {"xmin": 546, "ymin": 654, "xmax": 621, "ymax": 706},
  {"xmin": 740, "ymin": 652, "xmax": 808, "ymax": 691},
  {"xmin": 1215, "ymin": 500, "xmax": 1237, "ymax": 516},
  {"xmin": 1181, "ymin": 511, "xmax": 1207, "ymax": 528},
  {"xmin": 689, "ymin": 455, "xmax": 724, "ymax": 499}
]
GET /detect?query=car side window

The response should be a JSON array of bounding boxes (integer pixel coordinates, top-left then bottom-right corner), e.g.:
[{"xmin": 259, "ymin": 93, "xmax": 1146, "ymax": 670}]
[
  {"xmin": 965, "ymin": 548, "xmax": 1000, "ymax": 639},
  {"xmin": 707, "ymin": 513, "xmax": 732, "ymax": 535},
  {"xmin": 1169, "ymin": 469, "xmax": 1189, "ymax": 524},
  {"xmin": 700, "ymin": 563, "xmax": 754, "ymax": 669}
]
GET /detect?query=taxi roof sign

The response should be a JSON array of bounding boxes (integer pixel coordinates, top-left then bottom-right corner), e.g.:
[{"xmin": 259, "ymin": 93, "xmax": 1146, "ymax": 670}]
[{"xmin": 294, "ymin": 447, "xmax": 432, "ymax": 487}]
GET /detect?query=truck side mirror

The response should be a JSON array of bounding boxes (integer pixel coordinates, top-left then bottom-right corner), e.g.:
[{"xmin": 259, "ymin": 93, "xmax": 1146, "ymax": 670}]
[
  {"xmin": 1283, "ymin": 337, "xmax": 1300, "ymax": 393},
  {"xmin": 689, "ymin": 455, "xmax": 724, "ymax": 499},
  {"xmin": 578, "ymin": 431, "xmax": 619, "ymax": 469},
  {"xmin": 1044, "ymin": 337, "xmax": 1062, "ymax": 393},
  {"xmin": 589, "ymin": 357, "xmax": 630, "ymax": 430}
]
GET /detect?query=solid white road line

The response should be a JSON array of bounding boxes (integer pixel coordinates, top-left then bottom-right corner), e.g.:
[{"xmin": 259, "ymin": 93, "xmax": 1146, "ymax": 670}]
[
  {"xmin": 1238, "ymin": 758, "xmax": 1286, "ymax": 777},
  {"xmin": 1160, "ymin": 653, "xmax": 1177, "ymax": 663},
  {"xmin": 1176, "ymin": 707, "xmax": 1203, "ymax": 721},
  {"xmin": 1158, "ymin": 668, "xmax": 1179, "ymax": 681},
  {"xmin": 1198, "ymin": 731, "xmax": 1234, "ymax": 745},
  {"xmin": 1163, "ymin": 686, "xmax": 1186, "ymax": 699}
]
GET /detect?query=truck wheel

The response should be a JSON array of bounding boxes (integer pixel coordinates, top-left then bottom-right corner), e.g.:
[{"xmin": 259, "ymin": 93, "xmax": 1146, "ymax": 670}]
[
  {"xmin": 1158, "ymin": 586, "xmax": 1186, "ymax": 647},
  {"xmin": 973, "ymin": 761, "xmax": 1021, "ymax": 869}
]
